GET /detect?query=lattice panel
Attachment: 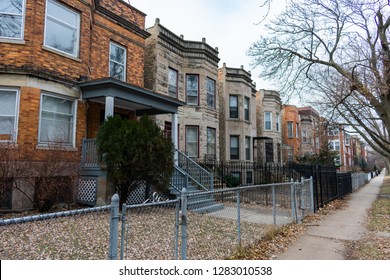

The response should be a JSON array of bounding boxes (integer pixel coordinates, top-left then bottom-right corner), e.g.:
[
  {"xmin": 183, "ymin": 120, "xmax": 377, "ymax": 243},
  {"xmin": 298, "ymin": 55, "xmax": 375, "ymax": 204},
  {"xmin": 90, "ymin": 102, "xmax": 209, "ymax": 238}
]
[
  {"xmin": 123, "ymin": 181, "xmax": 169, "ymax": 205},
  {"xmin": 78, "ymin": 177, "xmax": 97, "ymax": 205}
]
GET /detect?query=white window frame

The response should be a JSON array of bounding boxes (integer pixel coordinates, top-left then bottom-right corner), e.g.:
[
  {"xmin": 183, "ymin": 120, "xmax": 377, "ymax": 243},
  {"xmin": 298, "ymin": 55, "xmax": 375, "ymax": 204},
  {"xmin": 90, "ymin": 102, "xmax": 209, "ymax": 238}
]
[
  {"xmin": 0, "ymin": 88, "xmax": 20, "ymax": 142},
  {"xmin": 38, "ymin": 93, "xmax": 77, "ymax": 147},
  {"xmin": 0, "ymin": 0, "xmax": 26, "ymax": 40},
  {"xmin": 264, "ymin": 111, "xmax": 272, "ymax": 131},
  {"xmin": 43, "ymin": 0, "xmax": 80, "ymax": 57},
  {"xmin": 109, "ymin": 41, "xmax": 127, "ymax": 81},
  {"xmin": 329, "ymin": 140, "xmax": 340, "ymax": 151}
]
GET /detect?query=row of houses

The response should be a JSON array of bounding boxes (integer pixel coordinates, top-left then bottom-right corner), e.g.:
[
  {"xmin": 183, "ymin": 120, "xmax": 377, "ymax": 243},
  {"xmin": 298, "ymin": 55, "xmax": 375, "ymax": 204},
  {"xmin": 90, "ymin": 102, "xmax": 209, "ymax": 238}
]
[{"xmin": 0, "ymin": 0, "xmax": 368, "ymax": 210}]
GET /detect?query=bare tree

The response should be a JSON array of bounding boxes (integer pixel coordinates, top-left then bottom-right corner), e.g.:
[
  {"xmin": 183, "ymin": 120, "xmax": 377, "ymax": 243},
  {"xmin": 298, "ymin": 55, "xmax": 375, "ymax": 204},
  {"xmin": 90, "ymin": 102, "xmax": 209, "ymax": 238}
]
[{"xmin": 248, "ymin": 0, "xmax": 390, "ymax": 164}]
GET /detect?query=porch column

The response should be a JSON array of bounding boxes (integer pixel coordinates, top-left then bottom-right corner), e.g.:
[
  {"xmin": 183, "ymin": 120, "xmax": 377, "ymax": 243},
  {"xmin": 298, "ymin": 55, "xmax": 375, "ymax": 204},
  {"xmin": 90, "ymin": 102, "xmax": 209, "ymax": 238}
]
[
  {"xmin": 172, "ymin": 113, "xmax": 179, "ymax": 165},
  {"xmin": 105, "ymin": 96, "xmax": 114, "ymax": 119}
]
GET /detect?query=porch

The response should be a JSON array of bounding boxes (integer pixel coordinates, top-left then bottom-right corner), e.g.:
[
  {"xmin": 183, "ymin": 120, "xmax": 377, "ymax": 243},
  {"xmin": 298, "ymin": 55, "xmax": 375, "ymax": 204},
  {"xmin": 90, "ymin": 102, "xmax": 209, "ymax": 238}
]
[{"xmin": 78, "ymin": 138, "xmax": 221, "ymax": 212}]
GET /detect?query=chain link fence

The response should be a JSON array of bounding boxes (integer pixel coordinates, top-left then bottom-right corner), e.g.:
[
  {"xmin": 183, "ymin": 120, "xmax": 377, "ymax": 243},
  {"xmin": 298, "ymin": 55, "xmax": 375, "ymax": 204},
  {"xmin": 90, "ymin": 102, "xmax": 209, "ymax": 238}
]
[
  {"xmin": 0, "ymin": 206, "xmax": 112, "ymax": 259},
  {"xmin": 1, "ymin": 178, "xmax": 314, "ymax": 260}
]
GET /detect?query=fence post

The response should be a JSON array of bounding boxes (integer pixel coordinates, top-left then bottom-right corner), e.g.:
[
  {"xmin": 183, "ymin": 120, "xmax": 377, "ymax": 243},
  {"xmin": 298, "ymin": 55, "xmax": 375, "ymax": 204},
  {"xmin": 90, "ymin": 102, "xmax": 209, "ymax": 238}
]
[
  {"xmin": 236, "ymin": 190, "xmax": 241, "ymax": 247},
  {"xmin": 174, "ymin": 200, "xmax": 180, "ymax": 260},
  {"xmin": 300, "ymin": 177, "xmax": 305, "ymax": 220},
  {"xmin": 108, "ymin": 193, "xmax": 119, "ymax": 260},
  {"xmin": 290, "ymin": 179, "xmax": 296, "ymax": 223},
  {"xmin": 181, "ymin": 188, "xmax": 188, "ymax": 260},
  {"xmin": 310, "ymin": 176, "xmax": 315, "ymax": 213},
  {"xmin": 120, "ymin": 203, "xmax": 126, "ymax": 260},
  {"xmin": 272, "ymin": 185, "xmax": 276, "ymax": 225}
]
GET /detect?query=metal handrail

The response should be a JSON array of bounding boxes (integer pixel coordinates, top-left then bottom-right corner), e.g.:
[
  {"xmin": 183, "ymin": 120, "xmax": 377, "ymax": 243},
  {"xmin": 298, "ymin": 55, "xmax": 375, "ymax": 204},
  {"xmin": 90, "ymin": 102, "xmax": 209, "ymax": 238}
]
[{"xmin": 176, "ymin": 149, "xmax": 213, "ymax": 191}]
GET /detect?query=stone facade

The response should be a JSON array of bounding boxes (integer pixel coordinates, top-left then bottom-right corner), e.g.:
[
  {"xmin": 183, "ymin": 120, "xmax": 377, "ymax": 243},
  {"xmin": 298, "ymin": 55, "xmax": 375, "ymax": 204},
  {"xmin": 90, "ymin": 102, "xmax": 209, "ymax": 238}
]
[
  {"xmin": 256, "ymin": 90, "xmax": 283, "ymax": 163},
  {"xmin": 144, "ymin": 19, "xmax": 220, "ymax": 160},
  {"xmin": 217, "ymin": 64, "xmax": 257, "ymax": 161},
  {"xmin": 298, "ymin": 107, "xmax": 321, "ymax": 156}
]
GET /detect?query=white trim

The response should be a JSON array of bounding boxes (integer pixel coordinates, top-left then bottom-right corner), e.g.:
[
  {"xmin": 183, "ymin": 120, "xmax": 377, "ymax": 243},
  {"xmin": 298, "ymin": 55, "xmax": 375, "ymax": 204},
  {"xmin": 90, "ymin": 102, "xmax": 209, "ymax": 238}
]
[
  {"xmin": 43, "ymin": 0, "xmax": 80, "ymax": 58},
  {"xmin": 0, "ymin": 87, "xmax": 20, "ymax": 142}
]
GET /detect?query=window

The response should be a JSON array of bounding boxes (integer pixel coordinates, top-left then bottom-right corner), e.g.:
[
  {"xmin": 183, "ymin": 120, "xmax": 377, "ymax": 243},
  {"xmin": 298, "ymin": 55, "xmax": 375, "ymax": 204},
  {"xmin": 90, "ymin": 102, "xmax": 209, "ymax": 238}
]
[
  {"xmin": 245, "ymin": 136, "xmax": 251, "ymax": 160},
  {"xmin": 0, "ymin": 89, "xmax": 19, "ymax": 142},
  {"xmin": 44, "ymin": 0, "xmax": 80, "ymax": 57},
  {"xmin": 287, "ymin": 121, "xmax": 293, "ymax": 138},
  {"xmin": 329, "ymin": 140, "xmax": 340, "ymax": 151},
  {"xmin": 276, "ymin": 113, "xmax": 280, "ymax": 132},
  {"xmin": 207, "ymin": 127, "xmax": 216, "ymax": 159},
  {"xmin": 230, "ymin": 135, "xmax": 239, "ymax": 160},
  {"xmin": 186, "ymin": 74, "xmax": 199, "ymax": 105},
  {"xmin": 345, "ymin": 136, "xmax": 350, "ymax": 146},
  {"xmin": 0, "ymin": 0, "xmax": 25, "ymax": 40},
  {"xmin": 168, "ymin": 68, "xmax": 178, "ymax": 98},
  {"xmin": 296, "ymin": 123, "xmax": 299, "ymax": 139},
  {"xmin": 277, "ymin": 143, "xmax": 281, "ymax": 163},
  {"xmin": 39, "ymin": 94, "xmax": 75, "ymax": 145},
  {"xmin": 185, "ymin": 126, "xmax": 199, "ymax": 158},
  {"xmin": 264, "ymin": 112, "xmax": 272, "ymax": 130},
  {"xmin": 229, "ymin": 95, "xmax": 238, "ymax": 118},
  {"xmin": 302, "ymin": 130, "xmax": 308, "ymax": 143},
  {"xmin": 207, "ymin": 77, "xmax": 216, "ymax": 108},
  {"xmin": 244, "ymin": 97, "xmax": 250, "ymax": 121},
  {"xmin": 328, "ymin": 126, "xmax": 339, "ymax": 136},
  {"xmin": 109, "ymin": 42, "xmax": 126, "ymax": 81}
]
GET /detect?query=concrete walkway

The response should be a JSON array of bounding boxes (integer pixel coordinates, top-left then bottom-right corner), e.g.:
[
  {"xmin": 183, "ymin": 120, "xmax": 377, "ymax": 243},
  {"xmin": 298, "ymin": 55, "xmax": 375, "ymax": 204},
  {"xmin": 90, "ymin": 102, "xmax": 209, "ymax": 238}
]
[{"xmin": 275, "ymin": 172, "xmax": 385, "ymax": 260}]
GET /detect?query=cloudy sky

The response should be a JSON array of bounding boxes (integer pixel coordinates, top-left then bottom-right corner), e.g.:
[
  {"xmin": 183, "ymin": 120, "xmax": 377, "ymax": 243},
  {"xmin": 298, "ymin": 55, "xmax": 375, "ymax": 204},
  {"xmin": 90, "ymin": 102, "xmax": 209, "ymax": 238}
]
[{"xmin": 130, "ymin": 0, "xmax": 289, "ymax": 97}]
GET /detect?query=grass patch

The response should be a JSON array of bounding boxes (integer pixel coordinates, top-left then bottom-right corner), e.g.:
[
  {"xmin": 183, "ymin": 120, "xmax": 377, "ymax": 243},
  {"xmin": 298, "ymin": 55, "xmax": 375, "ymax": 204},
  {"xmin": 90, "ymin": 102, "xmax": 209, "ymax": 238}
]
[{"xmin": 346, "ymin": 176, "xmax": 390, "ymax": 260}]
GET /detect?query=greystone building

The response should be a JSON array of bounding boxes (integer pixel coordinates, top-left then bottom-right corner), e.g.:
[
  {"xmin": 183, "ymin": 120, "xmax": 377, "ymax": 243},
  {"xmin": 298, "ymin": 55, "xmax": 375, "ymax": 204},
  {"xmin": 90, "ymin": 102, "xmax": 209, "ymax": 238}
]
[
  {"xmin": 144, "ymin": 19, "xmax": 220, "ymax": 160},
  {"xmin": 256, "ymin": 90, "xmax": 283, "ymax": 164},
  {"xmin": 218, "ymin": 64, "xmax": 257, "ymax": 162}
]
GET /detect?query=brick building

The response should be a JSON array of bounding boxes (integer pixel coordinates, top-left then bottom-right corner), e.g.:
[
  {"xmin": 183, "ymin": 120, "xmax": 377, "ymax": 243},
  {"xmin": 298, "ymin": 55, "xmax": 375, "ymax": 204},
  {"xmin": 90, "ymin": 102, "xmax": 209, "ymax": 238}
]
[
  {"xmin": 0, "ymin": 0, "xmax": 183, "ymax": 209},
  {"xmin": 144, "ymin": 18, "xmax": 220, "ymax": 160},
  {"xmin": 281, "ymin": 105, "xmax": 301, "ymax": 162}
]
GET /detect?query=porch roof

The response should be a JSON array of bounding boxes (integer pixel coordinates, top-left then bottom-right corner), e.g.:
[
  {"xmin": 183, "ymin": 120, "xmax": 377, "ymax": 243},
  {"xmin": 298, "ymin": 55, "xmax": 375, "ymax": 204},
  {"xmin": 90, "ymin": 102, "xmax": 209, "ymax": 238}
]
[{"xmin": 79, "ymin": 77, "xmax": 185, "ymax": 115}]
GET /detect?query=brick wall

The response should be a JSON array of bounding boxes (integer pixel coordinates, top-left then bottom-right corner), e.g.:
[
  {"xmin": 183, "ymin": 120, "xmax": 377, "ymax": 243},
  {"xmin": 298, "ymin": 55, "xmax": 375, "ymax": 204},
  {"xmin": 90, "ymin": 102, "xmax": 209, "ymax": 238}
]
[{"xmin": 0, "ymin": 0, "xmax": 147, "ymax": 86}]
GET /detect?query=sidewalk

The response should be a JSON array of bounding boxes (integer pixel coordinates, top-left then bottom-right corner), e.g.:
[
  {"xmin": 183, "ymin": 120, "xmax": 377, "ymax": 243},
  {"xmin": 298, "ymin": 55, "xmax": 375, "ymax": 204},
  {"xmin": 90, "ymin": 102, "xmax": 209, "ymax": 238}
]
[{"xmin": 275, "ymin": 172, "xmax": 385, "ymax": 260}]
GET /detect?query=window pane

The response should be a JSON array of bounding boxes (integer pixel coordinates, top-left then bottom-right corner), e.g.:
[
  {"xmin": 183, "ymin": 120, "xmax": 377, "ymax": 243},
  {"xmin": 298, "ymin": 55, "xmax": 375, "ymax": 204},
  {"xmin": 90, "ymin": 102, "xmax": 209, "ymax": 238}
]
[
  {"xmin": 45, "ymin": 18, "xmax": 77, "ymax": 55},
  {"xmin": 44, "ymin": 0, "xmax": 79, "ymax": 56},
  {"xmin": 207, "ymin": 128, "xmax": 216, "ymax": 157},
  {"xmin": 110, "ymin": 43, "xmax": 125, "ymax": 64},
  {"xmin": 110, "ymin": 61, "xmax": 125, "ymax": 80},
  {"xmin": 42, "ymin": 95, "xmax": 72, "ymax": 114},
  {"xmin": 47, "ymin": 0, "xmax": 78, "ymax": 26},
  {"xmin": 229, "ymin": 96, "xmax": 237, "ymax": 107},
  {"xmin": 168, "ymin": 68, "xmax": 178, "ymax": 97},
  {"xmin": 207, "ymin": 78, "xmax": 215, "ymax": 108},
  {"xmin": 0, "ymin": 15, "xmax": 22, "ymax": 38},
  {"xmin": 0, "ymin": 117, "xmax": 15, "ymax": 135},
  {"xmin": 0, "ymin": 91, "xmax": 17, "ymax": 115},
  {"xmin": 0, "ymin": 90, "xmax": 17, "ymax": 136},
  {"xmin": 186, "ymin": 75, "xmax": 198, "ymax": 96},
  {"xmin": 186, "ymin": 127, "xmax": 198, "ymax": 157},
  {"xmin": 40, "ymin": 95, "xmax": 74, "ymax": 144},
  {"xmin": 0, "ymin": 0, "xmax": 23, "ymax": 14}
]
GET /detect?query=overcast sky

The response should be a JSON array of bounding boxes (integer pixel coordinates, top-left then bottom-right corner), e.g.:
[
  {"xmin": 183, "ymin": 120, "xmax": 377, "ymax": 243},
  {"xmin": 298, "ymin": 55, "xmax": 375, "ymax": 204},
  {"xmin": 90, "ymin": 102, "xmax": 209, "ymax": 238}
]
[{"xmin": 129, "ymin": 0, "xmax": 290, "ymax": 98}]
